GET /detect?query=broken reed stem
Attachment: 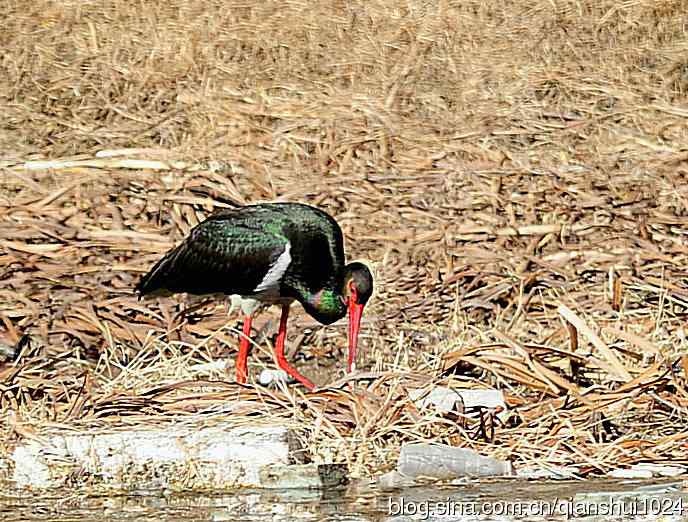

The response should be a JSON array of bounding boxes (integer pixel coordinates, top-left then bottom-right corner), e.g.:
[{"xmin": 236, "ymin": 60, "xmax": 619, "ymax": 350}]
[
  {"xmin": 612, "ymin": 276, "xmax": 623, "ymax": 312},
  {"xmin": 566, "ymin": 321, "xmax": 579, "ymax": 353},
  {"xmin": 557, "ymin": 304, "xmax": 632, "ymax": 381}
]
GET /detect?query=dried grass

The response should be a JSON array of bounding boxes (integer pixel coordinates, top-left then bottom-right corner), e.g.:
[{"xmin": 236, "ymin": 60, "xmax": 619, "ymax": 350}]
[{"xmin": 1, "ymin": 0, "xmax": 688, "ymax": 479}]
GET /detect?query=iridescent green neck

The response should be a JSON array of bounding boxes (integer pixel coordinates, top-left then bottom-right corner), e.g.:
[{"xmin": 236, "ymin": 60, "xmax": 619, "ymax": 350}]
[{"xmin": 300, "ymin": 287, "xmax": 346, "ymax": 325}]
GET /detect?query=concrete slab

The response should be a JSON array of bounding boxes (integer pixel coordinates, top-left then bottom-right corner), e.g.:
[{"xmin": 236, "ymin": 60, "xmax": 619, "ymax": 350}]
[{"xmin": 6, "ymin": 420, "xmax": 313, "ymax": 492}]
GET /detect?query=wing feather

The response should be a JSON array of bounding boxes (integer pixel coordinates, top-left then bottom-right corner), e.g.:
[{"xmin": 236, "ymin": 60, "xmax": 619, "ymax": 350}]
[{"xmin": 136, "ymin": 217, "xmax": 287, "ymax": 298}]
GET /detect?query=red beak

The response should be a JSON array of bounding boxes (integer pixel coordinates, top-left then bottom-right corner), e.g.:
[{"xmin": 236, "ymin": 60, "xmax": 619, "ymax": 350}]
[{"xmin": 347, "ymin": 297, "xmax": 364, "ymax": 373}]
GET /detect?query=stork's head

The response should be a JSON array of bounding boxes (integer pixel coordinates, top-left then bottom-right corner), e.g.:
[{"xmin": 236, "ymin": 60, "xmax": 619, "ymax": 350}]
[{"xmin": 341, "ymin": 262, "xmax": 373, "ymax": 373}]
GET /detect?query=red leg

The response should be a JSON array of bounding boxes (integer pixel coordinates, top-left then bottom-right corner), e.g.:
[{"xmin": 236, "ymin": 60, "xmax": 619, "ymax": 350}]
[
  {"xmin": 236, "ymin": 314, "xmax": 252, "ymax": 384},
  {"xmin": 275, "ymin": 305, "xmax": 315, "ymax": 391}
]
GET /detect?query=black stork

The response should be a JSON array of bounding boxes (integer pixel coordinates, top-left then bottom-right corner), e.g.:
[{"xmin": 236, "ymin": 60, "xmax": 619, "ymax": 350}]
[{"xmin": 136, "ymin": 202, "xmax": 373, "ymax": 390}]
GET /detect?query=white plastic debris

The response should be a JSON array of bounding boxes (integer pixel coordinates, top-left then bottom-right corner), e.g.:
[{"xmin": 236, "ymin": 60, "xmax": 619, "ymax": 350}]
[
  {"xmin": 409, "ymin": 386, "xmax": 508, "ymax": 422},
  {"xmin": 631, "ymin": 463, "xmax": 687, "ymax": 477},
  {"xmin": 608, "ymin": 463, "xmax": 687, "ymax": 479},
  {"xmin": 259, "ymin": 368, "xmax": 290, "ymax": 386},
  {"xmin": 397, "ymin": 443, "xmax": 513, "ymax": 480},
  {"xmin": 607, "ymin": 467, "xmax": 654, "ymax": 479}
]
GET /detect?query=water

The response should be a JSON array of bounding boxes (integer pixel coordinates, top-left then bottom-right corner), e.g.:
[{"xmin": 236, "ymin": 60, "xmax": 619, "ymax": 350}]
[
  {"xmin": 1, "ymin": 486, "xmax": 375, "ymax": 522},
  {"xmin": 1, "ymin": 479, "xmax": 686, "ymax": 521}
]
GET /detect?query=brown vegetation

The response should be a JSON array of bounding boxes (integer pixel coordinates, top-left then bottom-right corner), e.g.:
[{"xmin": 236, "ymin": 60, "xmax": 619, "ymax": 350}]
[{"xmin": 1, "ymin": 0, "xmax": 688, "ymax": 479}]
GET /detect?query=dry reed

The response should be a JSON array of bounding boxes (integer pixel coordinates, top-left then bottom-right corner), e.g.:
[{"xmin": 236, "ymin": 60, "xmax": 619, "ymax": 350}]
[{"xmin": 1, "ymin": 0, "xmax": 687, "ymax": 479}]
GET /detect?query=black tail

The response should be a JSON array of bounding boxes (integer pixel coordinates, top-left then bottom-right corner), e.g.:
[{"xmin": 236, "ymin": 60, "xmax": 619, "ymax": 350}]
[{"xmin": 135, "ymin": 247, "xmax": 181, "ymax": 299}]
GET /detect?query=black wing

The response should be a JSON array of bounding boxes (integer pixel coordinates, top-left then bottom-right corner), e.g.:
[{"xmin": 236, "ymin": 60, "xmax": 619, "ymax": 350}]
[{"xmin": 136, "ymin": 216, "xmax": 288, "ymax": 298}]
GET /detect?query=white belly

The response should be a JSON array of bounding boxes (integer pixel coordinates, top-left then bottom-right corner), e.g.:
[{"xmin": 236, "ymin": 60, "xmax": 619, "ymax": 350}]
[{"xmin": 230, "ymin": 293, "xmax": 294, "ymax": 316}]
